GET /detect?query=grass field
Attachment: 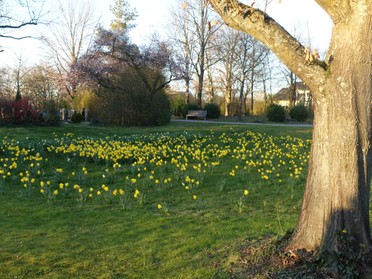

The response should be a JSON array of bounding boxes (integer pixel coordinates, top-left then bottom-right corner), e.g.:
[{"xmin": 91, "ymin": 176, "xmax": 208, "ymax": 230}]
[{"xmin": 0, "ymin": 121, "xmax": 313, "ymax": 278}]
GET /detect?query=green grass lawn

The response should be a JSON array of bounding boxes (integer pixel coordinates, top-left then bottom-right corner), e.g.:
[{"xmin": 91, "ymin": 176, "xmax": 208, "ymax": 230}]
[{"xmin": 0, "ymin": 122, "xmax": 313, "ymax": 278}]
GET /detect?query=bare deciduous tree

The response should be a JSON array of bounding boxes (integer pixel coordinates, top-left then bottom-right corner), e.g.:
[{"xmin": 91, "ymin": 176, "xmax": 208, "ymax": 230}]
[
  {"xmin": 209, "ymin": 0, "xmax": 372, "ymax": 254},
  {"xmin": 6, "ymin": 55, "xmax": 32, "ymax": 101},
  {"xmin": 176, "ymin": 0, "xmax": 222, "ymax": 108},
  {"xmin": 235, "ymin": 33, "xmax": 256, "ymax": 118},
  {"xmin": 169, "ymin": 0, "xmax": 196, "ymax": 104},
  {"xmin": 215, "ymin": 26, "xmax": 239, "ymax": 116},
  {"xmin": 213, "ymin": 26, "xmax": 269, "ymax": 117},
  {"xmin": 23, "ymin": 63, "xmax": 60, "ymax": 109},
  {"xmin": 42, "ymin": 0, "xmax": 98, "ymax": 102}
]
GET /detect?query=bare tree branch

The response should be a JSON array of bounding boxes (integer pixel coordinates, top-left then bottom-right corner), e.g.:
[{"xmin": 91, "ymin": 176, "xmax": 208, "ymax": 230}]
[
  {"xmin": 209, "ymin": 0, "xmax": 327, "ymax": 90},
  {"xmin": 41, "ymin": 0, "xmax": 98, "ymax": 101},
  {"xmin": 0, "ymin": 0, "xmax": 46, "ymax": 45},
  {"xmin": 0, "ymin": 21, "xmax": 37, "ymax": 29},
  {"xmin": 0, "ymin": 34, "xmax": 34, "ymax": 39}
]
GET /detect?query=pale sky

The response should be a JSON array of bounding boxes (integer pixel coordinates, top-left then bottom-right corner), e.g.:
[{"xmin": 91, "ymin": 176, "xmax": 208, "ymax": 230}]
[
  {"xmin": 129, "ymin": 0, "xmax": 333, "ymax": 52},
  {"xmin": 0, "ymin": 0, "xmax": 333, "ymax": 66},
  {"xmin": 266, "ymin": 0, "xmax": 333, "ymax": 52}
]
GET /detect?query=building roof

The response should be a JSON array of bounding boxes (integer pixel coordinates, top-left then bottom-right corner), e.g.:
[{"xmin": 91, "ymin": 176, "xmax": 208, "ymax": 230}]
[
  {"xmin": 273, "ymin": 82, "xmax": 310, "ymax": 101},
  {"xmin": 166, "ymin": 90, "xmax": 192, "ymax": 96},
  {"xmin": 273, "ymin": 87, "xmax": 291, "ymax": 101}
]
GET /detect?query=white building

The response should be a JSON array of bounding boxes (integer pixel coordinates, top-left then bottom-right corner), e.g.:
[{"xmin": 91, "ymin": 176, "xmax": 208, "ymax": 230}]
[{"xmin": 273, "ymin": 82, "xmax": 312, "ymax": 109}]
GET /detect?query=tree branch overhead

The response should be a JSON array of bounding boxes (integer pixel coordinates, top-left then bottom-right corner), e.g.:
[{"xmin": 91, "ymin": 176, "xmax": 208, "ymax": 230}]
[
  {"xmin": 209, "ymin": 0, "xmax": 328, "ymax": 90},
  {"xmin": 0, "ymin": 21, "xmax": 37, "ymax": 29}
]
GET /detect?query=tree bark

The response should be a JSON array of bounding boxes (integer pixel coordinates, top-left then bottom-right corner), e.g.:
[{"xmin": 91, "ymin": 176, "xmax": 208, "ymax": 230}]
[
  {"xmin": 209, "ymin": 0, "xmax": 372, "ymax": 253},
  {"xmin": 224, "ymin": 80, "xmax": 232, "ymax": 116},
  {"xmin": 289, "ymin": 8, "xmax": 372, "ymax": 252},
  {"xmin": 238, "ymin": 75, "xmax": 245, "ymax": 120},
  {"xmin": 197, "ymin": 68, "xmax": 204, "ymax": 108}
]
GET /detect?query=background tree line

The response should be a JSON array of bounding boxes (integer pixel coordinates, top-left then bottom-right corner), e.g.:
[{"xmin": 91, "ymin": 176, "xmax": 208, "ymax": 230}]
[{"xmin": 0, "ymin": 0, "xmax": 291, "ymax": 126}]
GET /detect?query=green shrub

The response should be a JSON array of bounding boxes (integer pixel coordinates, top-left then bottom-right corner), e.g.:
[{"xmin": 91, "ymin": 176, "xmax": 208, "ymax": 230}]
[
  {"xmin": 204, "ymin": 103, "xmax": 220, "ymax": 119},
  {"xmin": 88, "ymin": 87, "xmax": 171, "ymax": 127},
  {"xmin": 150, "ymin": 91, "xmax": 171, "ymax": 125},
  {"xmin": 290, "ymin": 105, "xmax": 309, "ymax": 122},
  {"xmin": 266, "ymin": 104, "xmax": 285, "ymax": 122},
  {"xmin": 43, "ymin": 100, "xmax": 61, "ymax": 126},
  {"xmin": 71, "ymin": 112, "xmax": 84, "ymax": 123},
  {"xmin": 179, "ymin": 103, "xmax": 199, "ymax": 118},
  {"xmin": 170, "ymin": 95, "xmax": 187, "ymax": 117}
]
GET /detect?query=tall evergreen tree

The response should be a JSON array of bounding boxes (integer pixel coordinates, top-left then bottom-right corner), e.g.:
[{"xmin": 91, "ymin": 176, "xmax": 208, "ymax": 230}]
[{"xmin": 109, "ymin": 0, "xmax": 138, "ymax": 35}]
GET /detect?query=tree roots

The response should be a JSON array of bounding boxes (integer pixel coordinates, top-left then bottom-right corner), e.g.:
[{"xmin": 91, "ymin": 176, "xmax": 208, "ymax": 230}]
[{"xmin": 227, "ymin": 230, "xmax": 372, "ymax": 279}]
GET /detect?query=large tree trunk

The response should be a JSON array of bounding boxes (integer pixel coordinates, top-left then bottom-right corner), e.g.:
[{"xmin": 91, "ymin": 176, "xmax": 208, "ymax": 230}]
[
  {"xmin": 224, "ymin": 66, "xmax": 233, "ymax": 116},
  {"xmin": 185, "ymin": 77, "xmax": 191, "ymax": 104},
  {"xmin": 288, "ymin": 11, "xmax": 372, "ymax": 252},
  {"xmin": 209, "ymin": 0, "xmax": 372, "ymax": 254},
  {"xmin": 197, "ymin": 73, "xmax": 204, "ymax": 108},
  {"xmin": 207, "ymin": 69, "xmax": 215, "ymax": 103},
  {"xmin": 224, "ymin": 86, "xmax": 232, "ymax": 116},
  {"xmin": 238, "ymin": 75, "xmax": 246, "ymax": 121}
]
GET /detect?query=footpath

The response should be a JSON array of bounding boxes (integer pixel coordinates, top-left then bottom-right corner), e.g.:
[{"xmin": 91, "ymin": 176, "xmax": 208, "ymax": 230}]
[{"xmin": 172, "ymin": 119, "xmax": 313, "ymax": 128}]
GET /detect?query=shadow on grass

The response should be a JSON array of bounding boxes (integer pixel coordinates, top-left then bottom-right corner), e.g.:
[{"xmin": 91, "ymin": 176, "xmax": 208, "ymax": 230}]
[{"xmin": 226, "ymin": 231, "xmax": 372, "ymax": 279}]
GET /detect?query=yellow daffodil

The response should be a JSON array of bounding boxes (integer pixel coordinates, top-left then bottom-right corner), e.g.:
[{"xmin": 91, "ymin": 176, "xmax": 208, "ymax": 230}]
[{"xmin": 134, "ymin": 189, "xmax": 140, "ymax": 198}]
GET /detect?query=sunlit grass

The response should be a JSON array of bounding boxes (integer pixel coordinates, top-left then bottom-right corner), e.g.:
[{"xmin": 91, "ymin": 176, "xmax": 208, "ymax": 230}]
[{"xmin": 0, "ymin": 122, "xmax": 312, "ymax": 278}]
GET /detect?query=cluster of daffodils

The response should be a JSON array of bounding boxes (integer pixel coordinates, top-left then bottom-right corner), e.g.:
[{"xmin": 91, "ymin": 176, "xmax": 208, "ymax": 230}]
[{"xmin": 0, "ymin": 129, "xmax": 310, "ymax": 211}]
